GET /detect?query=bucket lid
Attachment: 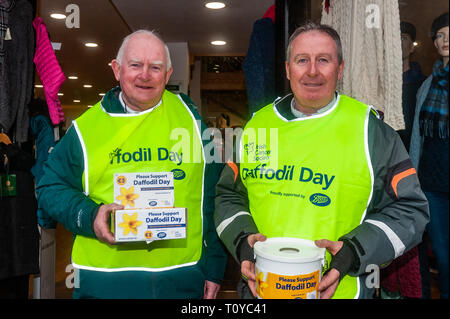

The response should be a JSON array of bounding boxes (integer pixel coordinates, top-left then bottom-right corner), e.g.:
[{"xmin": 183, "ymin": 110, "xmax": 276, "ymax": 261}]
[{"xmin": 254, "ymin": 237, "xmax": 326, "ymax": 264}]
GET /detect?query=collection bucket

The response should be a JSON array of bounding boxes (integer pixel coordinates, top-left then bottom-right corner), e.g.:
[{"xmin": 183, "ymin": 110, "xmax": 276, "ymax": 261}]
[{"xmin": 254, "ymin": 237, "xmax": 326, "ymax": 299}]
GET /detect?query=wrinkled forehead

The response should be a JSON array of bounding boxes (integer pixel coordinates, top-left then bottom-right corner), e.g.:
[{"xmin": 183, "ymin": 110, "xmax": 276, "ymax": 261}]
[
  {"xmin": 123, "ymin": 34, "xmax": 167, "ymax": 62},
  {"xmin": 296, "ymin": 30, "xmax": 336, "ymax": 44},
  {"xmin": 292, "ymin": 31, "xmax": 338, "ymax": 55}
]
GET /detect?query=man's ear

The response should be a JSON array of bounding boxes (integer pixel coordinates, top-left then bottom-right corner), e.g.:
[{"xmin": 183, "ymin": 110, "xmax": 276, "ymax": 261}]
[
  {"xmin": 285, "ymin": 61, "xmax": 291, "ymax": 80},
  {"xmin": 111, "ymin": 59, "xmax": 121, "ymax": 82},
  {"xmin": 337, "ymin": 60, "xmax": 345, "ymax": 81},
  {"xmin": 165, "ymin": 67, "xmax": 173, "ymax": 84}
]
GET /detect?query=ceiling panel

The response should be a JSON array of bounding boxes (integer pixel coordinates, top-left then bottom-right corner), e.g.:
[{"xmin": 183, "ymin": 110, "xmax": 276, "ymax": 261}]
[
  {"xmin": 112, "ymin": 0, "xmax": 275, "ymax": 55},
  {"xmin": 36, "ymin": 0, "xmax": 275, "ymax": 111},
  {"xmin": 35, "ymin": 0, "xmax": 131, "ymax": 108}
]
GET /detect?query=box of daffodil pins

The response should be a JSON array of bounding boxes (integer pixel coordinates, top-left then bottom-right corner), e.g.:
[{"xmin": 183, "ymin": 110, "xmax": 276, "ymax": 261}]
[{"xmin": 113, "ymin": 172, "xmax": 187, "ymax": 243}]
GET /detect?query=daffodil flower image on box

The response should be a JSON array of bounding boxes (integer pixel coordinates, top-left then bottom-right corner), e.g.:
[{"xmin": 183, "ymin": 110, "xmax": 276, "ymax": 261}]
[
  {"xmin": 115, "ymin": 186, "xmax": 139, "ymax": 207},
  {"xmin": 118, "ymin": 213, "xmax": 143, "ymax": 235},
  {"xmin": 256, "ymin": 271, "xmax": 269, "ymax": 298}
]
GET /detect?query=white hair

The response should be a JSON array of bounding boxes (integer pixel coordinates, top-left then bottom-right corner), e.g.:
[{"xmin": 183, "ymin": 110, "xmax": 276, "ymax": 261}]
[{"xmin": 115, "ymin": 29, "xmax": 172, "ymax": 71}]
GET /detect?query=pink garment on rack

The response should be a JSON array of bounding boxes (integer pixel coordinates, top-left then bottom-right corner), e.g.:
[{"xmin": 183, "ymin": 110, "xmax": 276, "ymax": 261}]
[
  {"xmin": 262, "ymin": 4, "xmax": 275, "ymax": 23},
  {"xmin": 33, "ymin": 17, "xmax": 66, "ymax": 125}
]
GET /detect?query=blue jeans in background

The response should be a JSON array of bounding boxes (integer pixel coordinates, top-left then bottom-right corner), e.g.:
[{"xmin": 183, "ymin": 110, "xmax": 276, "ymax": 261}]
[{"xmin": 424, "ymin": 191, "xmax": 449, "ymax": 299}]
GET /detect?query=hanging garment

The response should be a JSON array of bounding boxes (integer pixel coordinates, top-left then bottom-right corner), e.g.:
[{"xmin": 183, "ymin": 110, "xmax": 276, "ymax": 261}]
[
  {"xmin": 0, "ymin": 1, "xmax": 14, "ymax": 42},
  {"xmin": 243, "ymin": 17, "xmax": 276, "ymax": 116},
  {"xmin": 0, "ymin": 0, "xmax": 34, "ymax": 142},
  {"xmin": 0, "ymin": 0, "xmax": 13, "ymax": 134},
  {"xmin": 0, "ymin": 49, "xmax": 9, "ymax": 132},
  {"xmin": 381, "ymin": 246, "xmax": 422, "ymax": 298},
  {"xmin": 0, "ymin": 142, "xmax": 39, "ymax": 280},
  {"xmin": 33, "ymin": 17, "xmax": 66, "ymax": 126},
  {"xmin": 321, "ymin": 0, "xmax": 404, "ymax": 130},
  {"xmin": 262, "ymin": 4, "xmax": 275, "ymax": 23}
]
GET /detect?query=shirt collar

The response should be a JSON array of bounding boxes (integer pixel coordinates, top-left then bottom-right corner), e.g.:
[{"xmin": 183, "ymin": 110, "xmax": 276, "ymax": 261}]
[
  {"xmin": 119, "ymin": 92, "xmax": 160, "ymax": 114},
  {"xmin": 290, "ymin": 93, "xmax": 337, "ymax": 118}
]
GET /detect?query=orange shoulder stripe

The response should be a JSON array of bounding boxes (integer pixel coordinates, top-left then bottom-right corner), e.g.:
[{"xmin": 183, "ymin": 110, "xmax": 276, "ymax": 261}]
[
  {"xmin": 391, "ymin": 168, "xmax": 416, "ymax": 198},
  {"xmin": 227, "ymin": 160, "xmax": 239, "ymax": 182}
]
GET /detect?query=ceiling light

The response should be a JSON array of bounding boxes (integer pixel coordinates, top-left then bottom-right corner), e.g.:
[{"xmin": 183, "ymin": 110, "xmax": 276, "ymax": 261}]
[
  {"xmin": 57, "ymin": 93, "xmax": 64, "ymax": 96},
  {"xmin": 99, "ymin": 93, "xmax": 106, "ymax": 96},
  {"xmin": 50, "ymin": 13, "xmax": 66, "ymax": 20},
  {"xmin": 85, "ymin": 43, "xmax": 98, "ymax": 47},
  {"xmin": 51, "ymin": 42, "xmax": 62, "ymax": 51},
  {"xmin": 413, "ymin": 42, "xmax": 419, "ymax": 46},
  {"xmin": 87, "ymin": 105, "xmax": 93, "ymax": 108},
  {"xmin": 73, "ymin": 100, "xmax": 81, "ymax": 103},
  {"xmin": 35, "ymin": 84, "xmax": 43, "ymax": 88},
  {"xmin": 68, "ymin": 76, "xmax": 78, "ymax": 80},
  {"xmin": 83, "ymin": 85, "xmax": 93, "ymax": 88},
  {"xmin": 108, "ymin": 63, "xmax": 112, "ymax": 66},
  {"xmin": 205, "ymin": 2, "xmax": 226, "ymax": 9},
  {"xmin": 211, "ymin": 40, "xmax": 226, "ymax": 46}
]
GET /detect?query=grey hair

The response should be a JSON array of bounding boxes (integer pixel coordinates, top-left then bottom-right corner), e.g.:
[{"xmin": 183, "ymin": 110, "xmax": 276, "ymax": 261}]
[
  {"xmin": 115, "ymin": 29, "xmax": 172, "ymax": 71},
  {"xmin": 286, "ymin": 22, "xmax": 343, "ymax": 64}
]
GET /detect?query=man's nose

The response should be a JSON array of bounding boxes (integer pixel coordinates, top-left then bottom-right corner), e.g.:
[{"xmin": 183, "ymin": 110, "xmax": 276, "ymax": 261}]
[
  {"xmin": 307, "ymin": 61, "xmax": 318, "ymax": 76},
  {"xmin": 139, "ymin": 67, "xmax": 151, "ymax": 80}
]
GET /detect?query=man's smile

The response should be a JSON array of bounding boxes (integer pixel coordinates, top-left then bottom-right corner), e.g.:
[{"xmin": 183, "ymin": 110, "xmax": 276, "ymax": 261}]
[
  {"xmin": 135, "ymin": 84, "xmax": 153, "ymax": 90},
  {"xmin": 302, "ymin": 82, "xmax": 323, "ymax": 88}
]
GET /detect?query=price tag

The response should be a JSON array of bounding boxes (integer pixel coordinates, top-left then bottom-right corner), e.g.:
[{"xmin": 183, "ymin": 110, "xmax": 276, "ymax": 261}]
[{"xmin": 0, "ymin": 174, "xmax": 17, "ymax": 197}]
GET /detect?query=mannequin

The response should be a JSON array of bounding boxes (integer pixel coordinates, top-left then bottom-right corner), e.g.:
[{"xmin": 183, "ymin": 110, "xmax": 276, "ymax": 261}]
[{"xmin": 410, "ymin": 12, "xmax": 449, "ymax": 299}]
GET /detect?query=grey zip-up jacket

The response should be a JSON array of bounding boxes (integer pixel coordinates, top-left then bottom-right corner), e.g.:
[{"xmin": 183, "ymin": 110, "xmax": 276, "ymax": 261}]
[{"xmin": 214, "ymin": 93, "xmax": 429, "ymax": 299}]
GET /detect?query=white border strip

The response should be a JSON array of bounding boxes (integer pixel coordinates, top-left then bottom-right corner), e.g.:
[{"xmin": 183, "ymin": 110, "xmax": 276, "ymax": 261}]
[
  {"xmin": 72, "ymin": 260, "xmax": 198, "ymax": 273},
  {"xmin": 72, "ymin": 121, "xmax": 89, "ymax": 196},
  {"xmin": 365, "ymin": 219, "xmax": 406, "ymax": 258},
  {"xmin": 354, "ymin": 105, "xmax": 375, "ymax": 299},
  {"xmin": 216, "ymin": 211, "xmax": 251, "ymax": 237},
  {"xmin": 360, "ymin": 106, "xmax": 375, "ymax": 224},
  {"xmin": 273, "ymin": 93, "xmax": 341, "ymax": 122},
  {"xmin": 99, "ymin": 99, "xmax": 162, "ymax": 117},
  {"xmin": 176, "ymin": 94, "xmax": 206, "ymax": 230}
]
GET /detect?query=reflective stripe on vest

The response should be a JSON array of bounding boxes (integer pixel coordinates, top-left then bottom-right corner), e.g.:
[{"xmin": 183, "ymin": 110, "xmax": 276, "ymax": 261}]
[
  {"xmin": 240, "ymin": 94, "xmax": 374, "ymax": 299},
  {"xmin": 72, "ymin": 90, "xmax": 205, "ymax": 272}
]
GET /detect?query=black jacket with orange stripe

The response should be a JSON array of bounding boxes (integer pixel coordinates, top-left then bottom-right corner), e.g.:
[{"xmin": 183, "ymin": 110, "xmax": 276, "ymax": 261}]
[{"xmin": 213, "ymin": 93, "xmax": 430, "ymax": 299}]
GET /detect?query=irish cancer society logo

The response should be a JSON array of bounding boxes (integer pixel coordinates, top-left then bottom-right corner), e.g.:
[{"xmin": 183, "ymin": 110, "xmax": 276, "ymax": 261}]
[{"xmin": 309, "ymin": 193, "xmax": 331, "ymax": 207}]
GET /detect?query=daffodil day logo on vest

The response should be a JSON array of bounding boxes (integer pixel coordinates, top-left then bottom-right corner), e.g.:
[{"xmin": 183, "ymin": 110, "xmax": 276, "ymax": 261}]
[
  {"xmin": 242, "ymin": 164, "xmax": 335, "ymax": 190},
  {"xmin": 109, "ymin": 147, "xmax": 183, "ymax": 166},
  {"xmin": 242, "ymin": 164, "xmax": 335, "ymax": 207}
]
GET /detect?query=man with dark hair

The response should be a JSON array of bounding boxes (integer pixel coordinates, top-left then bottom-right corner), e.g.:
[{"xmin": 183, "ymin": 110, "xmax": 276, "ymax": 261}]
[
  {"xmin": 214, "ymin": 22, "xmax": 429, "ymax": 299},
  {"xmin": 398, "ymin": 21, "xmax": 426, "ymax": 151}
]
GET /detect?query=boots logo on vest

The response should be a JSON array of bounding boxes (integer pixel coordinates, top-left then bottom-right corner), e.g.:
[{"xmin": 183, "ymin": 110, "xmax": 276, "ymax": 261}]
[
  {"xmin": 109, "ymin": 147, "xmax": 183, "ymax": 165},
  {"xmin": 171, "ymin": 169, "xmax": 186, "ymax": 180},
  {"xmin": 309, "ymin": 193, "xmax": 331, "ymax": 207}
]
